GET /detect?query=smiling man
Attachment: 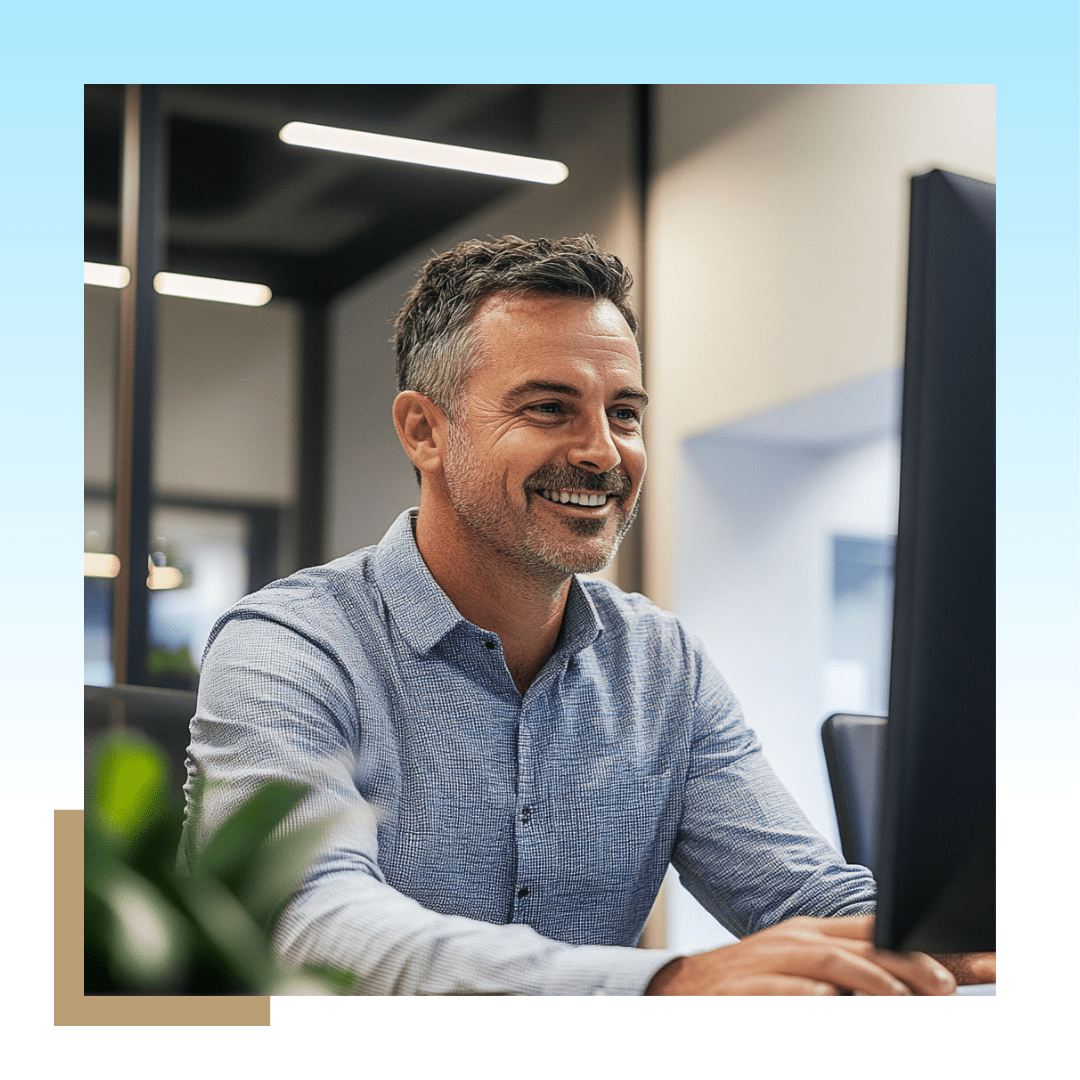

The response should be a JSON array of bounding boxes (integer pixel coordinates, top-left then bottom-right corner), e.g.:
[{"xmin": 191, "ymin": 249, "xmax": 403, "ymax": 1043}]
[
  {"xmin": 395, "ymin": 283, "xmax": 648, "ymax": 696},
  {"xmin": 183, "ymin": 235, "xmax": 986, "ymax": 995}
]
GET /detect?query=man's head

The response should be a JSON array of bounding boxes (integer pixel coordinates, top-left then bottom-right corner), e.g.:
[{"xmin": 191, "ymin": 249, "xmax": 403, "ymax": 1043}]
[
  {"xmin": 394, "ymin": 234, "xmax": 638, "ymax": 421},
  {"xmin": 392, "ymin": 236, "xmax": 646, "ymax": 581}
]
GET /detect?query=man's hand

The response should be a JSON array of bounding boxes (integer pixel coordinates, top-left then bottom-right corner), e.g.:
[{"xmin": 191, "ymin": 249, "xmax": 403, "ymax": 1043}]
[
  {"xmin": 645, "ymin": 914, "xmax": 962, "ymax": 996},
  {"xmin": 930, "ymin": 951, "xmax": 996, "ymax": 986}
]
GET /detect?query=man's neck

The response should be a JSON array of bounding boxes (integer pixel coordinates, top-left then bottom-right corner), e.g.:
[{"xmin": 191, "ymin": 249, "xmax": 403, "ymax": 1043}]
[{"xmin": 413, "ymin": 506, "xmax": 571, "ymax": 695}]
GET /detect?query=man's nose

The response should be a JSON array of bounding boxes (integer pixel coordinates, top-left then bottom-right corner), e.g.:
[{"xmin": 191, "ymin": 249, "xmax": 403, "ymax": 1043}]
[{"xmin": 566, "ymin": 412, "xmax": 622, "ymax": 474}]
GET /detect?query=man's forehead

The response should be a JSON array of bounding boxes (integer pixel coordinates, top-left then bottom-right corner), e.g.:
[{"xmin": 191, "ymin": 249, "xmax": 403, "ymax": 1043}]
[{"xmin": 470, "ymin": 292, "xmax": 641, "ymax": 370}]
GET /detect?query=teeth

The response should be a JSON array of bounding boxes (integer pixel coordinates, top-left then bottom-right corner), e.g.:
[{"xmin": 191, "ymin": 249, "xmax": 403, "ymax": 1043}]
[{"xmin": 540, "ymin": 489, "xmax": 608, "ymax": 507}]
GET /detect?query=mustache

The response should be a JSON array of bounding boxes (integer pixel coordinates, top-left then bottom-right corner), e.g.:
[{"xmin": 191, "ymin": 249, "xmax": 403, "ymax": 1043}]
[{"xmin": 526, "ymin": 466, "xmax": 632, "ymax": 499}]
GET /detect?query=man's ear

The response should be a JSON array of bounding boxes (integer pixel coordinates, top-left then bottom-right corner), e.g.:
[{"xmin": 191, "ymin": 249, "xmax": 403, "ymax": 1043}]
[{"xmin": 393, "ymin": 391, "xmax": 449, "ymax": 477}]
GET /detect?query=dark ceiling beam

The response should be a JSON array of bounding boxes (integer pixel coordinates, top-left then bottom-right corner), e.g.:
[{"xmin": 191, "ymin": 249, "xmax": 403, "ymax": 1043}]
[
  {"xmin": 86, "ymin": 85, "xmax": 550, "ymax": 303},
  {"xmin": 113, "ymin": 84, "xmax": 167, "ymax": 687},
  {"xmin": 615, "ymin": 84, "xmax": 653, "ymax": 600},
  {"xmin": 297, "ymin": 302, "xmax": 329, "ymax": 569},
  {"xmin": 158, "ymin": 84, "xmax": 523, "ymax": 142}
]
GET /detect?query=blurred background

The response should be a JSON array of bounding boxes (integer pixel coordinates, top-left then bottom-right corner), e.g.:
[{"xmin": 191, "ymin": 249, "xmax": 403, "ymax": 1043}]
[{"xmin": 84, "ymin": 83, "xmax": 995, "ymax": 952}]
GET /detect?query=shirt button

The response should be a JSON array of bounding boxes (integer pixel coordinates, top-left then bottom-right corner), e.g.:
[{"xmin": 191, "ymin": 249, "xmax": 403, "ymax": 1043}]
[
  {"xmin": 484, "ymin": 640, "xmax": 497, "ymax": 650},
  {"xmin": 517, "ymin": 887, "xmax": 530, "ymax": 899},
  {"xmin": 521, "ymin": 806, "xmax": 532, "ymax": 823}
]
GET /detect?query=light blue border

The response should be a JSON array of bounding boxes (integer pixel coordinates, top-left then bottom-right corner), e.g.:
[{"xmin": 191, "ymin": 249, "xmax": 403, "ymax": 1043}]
[{"xmin": 1, "ymin": 0, "xmax": 1074, "ymax": 1039}]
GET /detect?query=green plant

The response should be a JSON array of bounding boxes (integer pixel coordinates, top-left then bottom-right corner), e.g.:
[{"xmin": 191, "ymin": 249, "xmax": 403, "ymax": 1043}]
[{"xmin": 84, "ymin": 731, "xmax": 356, "ymax": 995}]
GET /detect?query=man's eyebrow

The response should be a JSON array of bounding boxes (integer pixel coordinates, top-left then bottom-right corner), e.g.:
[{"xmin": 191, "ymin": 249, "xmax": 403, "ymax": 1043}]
[
  {"xmin": 501, "ymin": 380, "xmax": 650, "ymax": 408},
  {"xmin": 613, "ymin": 386, "xmax": 650, "ymax": 408}
]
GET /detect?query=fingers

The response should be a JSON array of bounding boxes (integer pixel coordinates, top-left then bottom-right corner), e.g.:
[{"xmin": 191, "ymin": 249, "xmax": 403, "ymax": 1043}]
[
  {"xmin": 653, "ymin": 915, "xmax": 966, "ymax": 996},
  {"xmin": 869, "ymin": 949, "xmax": 957, "ymax": 995},
  {"xmin": 767, "ymin": 918, "xmax": 955, "ymax": 995},
  {"xmin": 930, "ymin": 952, "xmax": 996, "ymax": 986},
  {"xmin": 798, "ymin": 941, "xmax": 917, "ymax": 995}
]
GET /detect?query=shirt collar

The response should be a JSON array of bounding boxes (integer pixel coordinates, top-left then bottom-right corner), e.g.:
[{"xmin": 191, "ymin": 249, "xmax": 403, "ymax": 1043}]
[
  {"xmin": 372, "ymin": 508, "xmax": 604, "ymax": 657},
  {"xmin": 373, "ymin": 509, "xmax": 463, "ymax": 653}
]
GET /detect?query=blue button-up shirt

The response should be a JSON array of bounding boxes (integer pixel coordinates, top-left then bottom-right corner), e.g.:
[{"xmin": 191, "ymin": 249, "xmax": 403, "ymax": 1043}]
[{"xmin": 183, "ymin": 509, "xmax": 875, "ymax": 995}]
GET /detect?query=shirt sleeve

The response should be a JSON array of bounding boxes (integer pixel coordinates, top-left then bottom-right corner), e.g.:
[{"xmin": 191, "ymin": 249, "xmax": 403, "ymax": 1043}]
[
  {"xmin": 183, "ymin": 610, "xmax": 678, "ymax": 996},
  {"xmin": 671, "ymin": 642, "xmax": 877, "ymax": 938}
]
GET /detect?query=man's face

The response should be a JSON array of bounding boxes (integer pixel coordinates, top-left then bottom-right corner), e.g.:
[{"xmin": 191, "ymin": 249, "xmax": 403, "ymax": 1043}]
[{"xmin": 441, "ymin": 293, "xmax": 647, "ymax": 579}]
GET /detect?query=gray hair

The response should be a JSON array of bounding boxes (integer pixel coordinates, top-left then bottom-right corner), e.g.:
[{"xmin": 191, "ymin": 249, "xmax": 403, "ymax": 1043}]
[{"xmin": 394, "ymin": 234, "xmax": 638, "ymax": 421}]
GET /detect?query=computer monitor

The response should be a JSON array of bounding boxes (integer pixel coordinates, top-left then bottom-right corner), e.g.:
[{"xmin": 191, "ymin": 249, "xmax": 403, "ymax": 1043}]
[{"xmin": 873, "ymin": 169, "xmax": 996, "ymax": 953}]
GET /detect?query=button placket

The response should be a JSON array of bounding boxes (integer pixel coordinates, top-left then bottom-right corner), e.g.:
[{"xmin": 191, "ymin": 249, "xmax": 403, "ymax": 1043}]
[{"xmin": 512, "ymin": 698, "xmax": 535, "ymax": 916}]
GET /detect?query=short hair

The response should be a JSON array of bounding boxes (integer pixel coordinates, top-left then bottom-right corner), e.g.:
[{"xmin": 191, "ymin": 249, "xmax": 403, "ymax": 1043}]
[{"xmin": 394, "ymin": 234, "xmax": 637, "ymax": 419}]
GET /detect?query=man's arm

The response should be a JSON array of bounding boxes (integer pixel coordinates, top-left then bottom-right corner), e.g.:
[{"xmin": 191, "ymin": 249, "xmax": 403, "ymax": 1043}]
[
  {"xmin": 653, "ymin": 645, "xmax": 994, "ymax": 994},
  {"xmin": 670, "ymin": 648, "xmax": 879, "ymax": 935},
  {"xmin": 184, "ymin": 611, "xmax": 676, "ymax": 995}
]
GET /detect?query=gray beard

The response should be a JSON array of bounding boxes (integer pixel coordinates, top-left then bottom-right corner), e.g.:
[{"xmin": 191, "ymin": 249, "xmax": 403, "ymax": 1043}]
[{"xmin": 444, "ymin": 425, "xmax": 639, "ymax": 579}]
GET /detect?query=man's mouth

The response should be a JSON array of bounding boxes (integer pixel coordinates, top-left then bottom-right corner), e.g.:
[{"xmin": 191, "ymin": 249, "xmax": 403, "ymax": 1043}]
[{"xmin": 538, "ymin": 489, "xmax": 611, "ymax": 507}]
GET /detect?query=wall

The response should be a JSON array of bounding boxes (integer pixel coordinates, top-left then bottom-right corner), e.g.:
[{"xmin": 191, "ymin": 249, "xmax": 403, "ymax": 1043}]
[
  {"xmin": 667, "ymin": 372, "xmax": 902, "ymax": 952},
  {"xmin": 643, "ymin": 84, "xmax": 996, "ymax": 609},
  {"xmin": 84, "ymin": 286, "xmax": 299, "ymax": 504}
]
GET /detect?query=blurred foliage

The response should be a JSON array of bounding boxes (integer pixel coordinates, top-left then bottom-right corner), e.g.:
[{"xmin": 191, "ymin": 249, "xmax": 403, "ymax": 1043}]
[
  {"xmin": 146, "ymin": 645, "xmax": 200, "ymax": 691},
  {"xmin": 84, "ymin": 731, "xmax": 357, "ymax": 995},
  {"xmin": 146, "ymin": 644, "xmax": 199, "ymax": 678}
]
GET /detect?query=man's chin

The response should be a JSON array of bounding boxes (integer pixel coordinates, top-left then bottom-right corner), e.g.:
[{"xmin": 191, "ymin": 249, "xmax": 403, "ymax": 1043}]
[
  {"xmin": 526, "ymin": 530, "xmax": 622, "ymax": 577},
  {"xmin": 565, "ymin": 516, "xmax": 609, "ymax": 537}
]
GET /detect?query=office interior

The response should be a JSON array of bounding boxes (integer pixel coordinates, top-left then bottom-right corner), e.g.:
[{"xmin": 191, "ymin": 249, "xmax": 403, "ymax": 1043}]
[{"xmin": 84, "ymin": 83, "xmax": 996, "ymax": 953}]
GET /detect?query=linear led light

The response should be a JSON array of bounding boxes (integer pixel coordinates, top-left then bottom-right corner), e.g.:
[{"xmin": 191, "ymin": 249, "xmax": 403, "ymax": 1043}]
[
  {"xmin": 154, "ymin": 272, "xmax": 272, "ymax": 307},
  {"xmin": 279, "ymin": 121, "xmax": 569, "ymax": 185},
  {"xmin": 85, "ymin": 262, "xmax": 131, "ymax": 289},
  {"xmin": 147, "ymin": 564, "xmax": 183, "ymax": 590},
  {"xmin": 85, "ymin": 552, "xmax": 121, "ymax": 578},
  {"xmin": 84, "ymin": 552, "xmax": 183, "ymax": 589}
]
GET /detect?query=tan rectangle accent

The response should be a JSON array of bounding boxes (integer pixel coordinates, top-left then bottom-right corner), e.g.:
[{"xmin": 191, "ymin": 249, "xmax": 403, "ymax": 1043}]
[{"xmin": 55, "ymin": 809, "xmax": 270, "ymax": 1025}]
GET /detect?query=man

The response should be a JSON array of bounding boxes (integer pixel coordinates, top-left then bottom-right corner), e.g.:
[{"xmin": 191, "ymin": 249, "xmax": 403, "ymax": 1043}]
[{"xmin": 183, "ymin": 235, "xmax": 988, "ymax": 995}]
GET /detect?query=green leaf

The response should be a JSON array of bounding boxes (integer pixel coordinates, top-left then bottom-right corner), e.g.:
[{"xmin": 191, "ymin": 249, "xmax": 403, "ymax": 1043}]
[
  {"xmin": 173, "ymin": 872, "xmax": 299, "ymax": 995},
  {"xmin": 88, "ymin": 733, "xmax": 170, "ymax": 849},
  {"xmin": 85, "ymin": 860, "xmax": 194, "ymax": 992},
  {"xmin": 234, "ymin": 815, "xmax": 339, "ymax": 931},
  {"xmin": 193, "ymin": 778, "xmax": 310, "ymax": 891}
]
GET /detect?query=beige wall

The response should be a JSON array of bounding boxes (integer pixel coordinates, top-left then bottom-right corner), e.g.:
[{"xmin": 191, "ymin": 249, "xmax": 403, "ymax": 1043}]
[
  {"xmin": 84, "ymin": 286, "xmax": 299, "ymax": 503},
  {"xmin": 325, "ymin": 85, "xmax": 641, "ymax": 565},
  {"xmin": 642, "ymin": 84, "xmax": 996, "ymax": 608}
]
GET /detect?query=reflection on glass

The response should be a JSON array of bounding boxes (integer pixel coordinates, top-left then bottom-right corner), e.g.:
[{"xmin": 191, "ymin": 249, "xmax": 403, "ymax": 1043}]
[
  {"xmin": 85, "ymin": 499, "xmax": 115, "ymax": 687},
  {"xmin": 145, "ymin": 505, "xmax": 248, "ymax": 691},
  {"xmin": 84, "ymin": 498, "xmax": 252, "ymax": 690}
]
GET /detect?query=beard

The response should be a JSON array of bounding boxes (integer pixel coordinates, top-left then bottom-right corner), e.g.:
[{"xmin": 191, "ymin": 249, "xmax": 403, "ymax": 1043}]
[{"xmin": 443, "ymin": 424, "xmax": 640, "ymax": 579}]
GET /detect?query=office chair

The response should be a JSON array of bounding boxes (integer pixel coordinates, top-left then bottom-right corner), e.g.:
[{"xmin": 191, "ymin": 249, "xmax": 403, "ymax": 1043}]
[
  {"xmin": 820, "ymin": 713, "xmax": 887, "ymax": 872},
  {"xmin": 84, "ymin": 683, "xmax": 198, "ymax": 799}
]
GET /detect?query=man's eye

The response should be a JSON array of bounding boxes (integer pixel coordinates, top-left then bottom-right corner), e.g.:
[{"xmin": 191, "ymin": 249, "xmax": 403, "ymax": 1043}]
[
  {"xmin": 532, "ymin": 402, "xmax": 563, "ymax": 414},
  {"xmin": 612, "ymin": 407, "xmax": 640, "ymax": 423}
]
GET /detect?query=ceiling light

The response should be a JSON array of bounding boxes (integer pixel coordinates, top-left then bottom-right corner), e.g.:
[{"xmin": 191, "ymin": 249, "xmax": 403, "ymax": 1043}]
[
  {"xmin": 85, "ymin": 552, "xmax": 121, "ymax": 578},
  {"xmin": 153, "ymin": 272, "xmax": 272, "ymax": 307},
  {"xmin": 279, "ymin": 121, "xmax": 569, "ymax": 185},
  {"xmin": 147, "ymin": 564, "xmax": 183, "ymax": 590},
  {"xmin": 85, "ymin": 262, "xmax": 131, "ymax": 289}
]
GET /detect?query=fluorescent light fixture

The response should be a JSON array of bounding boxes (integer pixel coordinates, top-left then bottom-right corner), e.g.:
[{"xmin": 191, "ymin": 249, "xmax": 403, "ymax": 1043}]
[
  {"xmin": 85, "ymin": 262, "xmax": 131, "ymax": 289},
  {"xmin": 279, "ymin": 121, "xmax": 569, "ymax": 185},
  {"xmin": 153, "ymin": 272, "xmax": 272, "ymax": 307},
  {"xmin": 85, "ymin": 552, "xmax": 121, "ymax": 578},
  {"xmin": 147, "ymin": 564, "xmax": 183, "ymax": 590}
]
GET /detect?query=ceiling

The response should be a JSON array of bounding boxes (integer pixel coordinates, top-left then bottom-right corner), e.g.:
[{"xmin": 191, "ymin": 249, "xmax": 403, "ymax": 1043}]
[{"xmin": 84, "ymin": 84, "xmax": 550, "ymax": 303}]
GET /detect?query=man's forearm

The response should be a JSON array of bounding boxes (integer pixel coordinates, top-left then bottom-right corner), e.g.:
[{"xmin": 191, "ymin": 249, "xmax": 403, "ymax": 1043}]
[{"xmin": 275, "ymin": 869, "xmax": 678, "ymax": 995}]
